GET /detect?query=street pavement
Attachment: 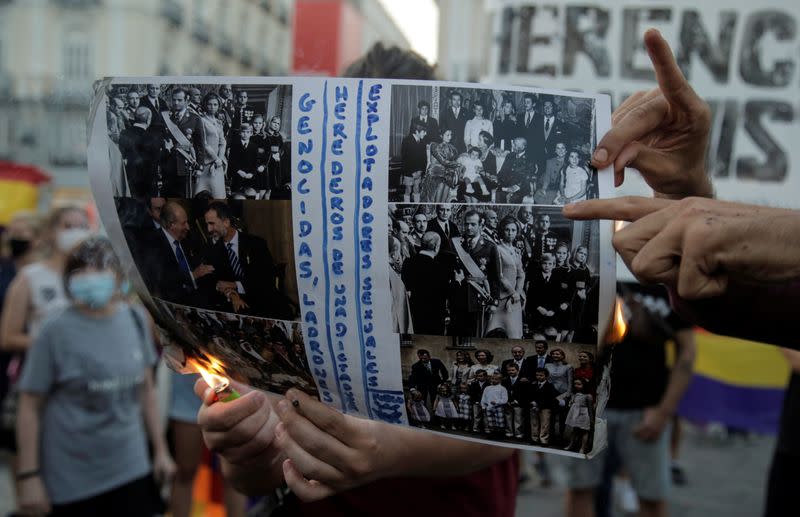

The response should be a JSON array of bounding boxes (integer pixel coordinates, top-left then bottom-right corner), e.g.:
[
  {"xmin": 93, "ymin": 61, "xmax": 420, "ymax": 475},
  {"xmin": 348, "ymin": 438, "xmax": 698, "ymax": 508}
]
[
  {"xmin": 0, "ymin": 422, "xmax": 774, "ymax": 516},
  {"xmin": 516, "ymin": 422, "xmax": 774, "ymax": 517}
]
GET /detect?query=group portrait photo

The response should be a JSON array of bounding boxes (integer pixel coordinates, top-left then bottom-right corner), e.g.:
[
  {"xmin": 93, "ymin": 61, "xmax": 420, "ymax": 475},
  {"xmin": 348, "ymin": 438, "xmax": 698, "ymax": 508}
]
[
  {"xmin": 388, "ymin": 203, "xmax": 600, "ymax": 343},
  {"xmin": 388, "ymin": 84, "xmax": 599, "ymax": 205},
  {"xmin": 106, "ymin": 82, "xmax": 292, "ymax": 201},
  {"xmin": 115, "ymin": 196, "xmax": 300, "ymax": 321},
  {"xmin": 400, "ymin": 336, "xmax": 598, "ymax": 453}
]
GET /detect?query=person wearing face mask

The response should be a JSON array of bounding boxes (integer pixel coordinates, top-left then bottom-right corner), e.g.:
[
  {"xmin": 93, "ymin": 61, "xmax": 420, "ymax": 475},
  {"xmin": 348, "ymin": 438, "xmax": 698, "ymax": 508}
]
[
  {"xmin": 0, "ymin": 212, "xmax": 40, "ymax": 452},
  {"xmin": 15, "ymin": 236, "xmax": 175, "ymax": 516},
  {"xmin": 1, "ymin": 205, "xmax": 90, "ymax": 354},
  {"xmin": 0, "ymin": 206, "xmax": 90, "ymax": 513}
]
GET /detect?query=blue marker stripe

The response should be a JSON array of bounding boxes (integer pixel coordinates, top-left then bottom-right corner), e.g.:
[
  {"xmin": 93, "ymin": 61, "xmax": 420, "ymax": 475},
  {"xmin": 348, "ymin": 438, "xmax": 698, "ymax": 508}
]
[
  {"xmin": 369, "ymin": 389, "xmax": 405, "ymax": 396},
  {"xmin": 320, "ymin": 80, "xmax": 345, "ymax": 411},
  {"xmin": 353, "ymin": 80, "xmax": 373, "ymax": 419}
]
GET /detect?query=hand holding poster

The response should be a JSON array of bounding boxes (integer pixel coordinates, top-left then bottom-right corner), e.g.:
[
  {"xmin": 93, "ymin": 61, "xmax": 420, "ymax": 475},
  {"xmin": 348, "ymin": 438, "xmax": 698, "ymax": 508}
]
[{"xmin": 87, "ymin": 77, "xmax": 615, "ymax": 457}]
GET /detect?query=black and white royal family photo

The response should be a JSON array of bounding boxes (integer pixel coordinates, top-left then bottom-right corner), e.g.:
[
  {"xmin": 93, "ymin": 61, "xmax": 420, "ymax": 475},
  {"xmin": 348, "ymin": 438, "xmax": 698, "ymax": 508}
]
[
  {"xmin": 115, "ymin": 197, "xmax": 300, "ymax": 322},
  {"xmin": 106, "ymin": 83, "xmax": 292, "ymax": 201},
  {"xmin": 389, "ymin": 204, "xmax": 600, "ymax": 343},
  {"xmin": 401, "ymin": 338, "xmax": 597, "ymax": 452},
  {"xmin": 389, "ymin": 85, "xmax": 599, "ymax": 205}
]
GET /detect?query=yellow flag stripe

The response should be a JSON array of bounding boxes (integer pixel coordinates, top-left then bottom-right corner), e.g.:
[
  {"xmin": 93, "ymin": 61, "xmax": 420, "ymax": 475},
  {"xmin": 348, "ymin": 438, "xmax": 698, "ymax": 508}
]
[
  {"xmin": 0, "ymin": 180, "xmax": 39, "ymax": 225},
  {"xmin": 692, "ymin": 332, "xmax": 790, "ymax": 389}
]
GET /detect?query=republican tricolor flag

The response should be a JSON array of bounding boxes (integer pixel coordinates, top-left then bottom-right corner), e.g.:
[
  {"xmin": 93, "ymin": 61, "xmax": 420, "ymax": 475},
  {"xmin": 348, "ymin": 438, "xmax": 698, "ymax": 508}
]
[{"xmin": 678, "ymin": 331, "xmax": 790, "ymax": 434}]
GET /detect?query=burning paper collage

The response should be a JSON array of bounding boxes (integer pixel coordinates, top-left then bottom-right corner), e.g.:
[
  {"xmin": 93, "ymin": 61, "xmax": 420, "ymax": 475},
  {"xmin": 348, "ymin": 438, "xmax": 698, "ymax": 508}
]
[{"xmin": 87, "ymin": 77, "xmax": 615, "ymax": 457}]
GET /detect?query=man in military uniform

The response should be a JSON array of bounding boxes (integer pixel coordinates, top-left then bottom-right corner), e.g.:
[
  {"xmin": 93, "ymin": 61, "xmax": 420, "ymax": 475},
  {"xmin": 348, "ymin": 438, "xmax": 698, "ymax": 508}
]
[
  {"xmin": 530, "ymin": 212, "xmax": 560, "ymax": 266},
  {"xmin": 449, "ymin": 209, "xmax": 500, "ymax": 337},
  {"xmin": 162, "ymin": 87, "xmax": 206, "ymax": 197}
]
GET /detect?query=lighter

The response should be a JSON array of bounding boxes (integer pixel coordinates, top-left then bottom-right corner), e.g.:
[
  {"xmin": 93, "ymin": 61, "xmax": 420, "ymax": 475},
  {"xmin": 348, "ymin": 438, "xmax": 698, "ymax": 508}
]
[{"xmin": 211, "ymin": 376, "xmax": 241, "ymax": 403}]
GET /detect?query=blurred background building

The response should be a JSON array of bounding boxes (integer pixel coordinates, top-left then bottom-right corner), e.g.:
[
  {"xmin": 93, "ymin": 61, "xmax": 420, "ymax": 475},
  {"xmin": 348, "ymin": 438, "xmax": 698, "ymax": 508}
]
[{"xmin": 0, "ymin": 0, "xmax": 410, "ymax": 207}]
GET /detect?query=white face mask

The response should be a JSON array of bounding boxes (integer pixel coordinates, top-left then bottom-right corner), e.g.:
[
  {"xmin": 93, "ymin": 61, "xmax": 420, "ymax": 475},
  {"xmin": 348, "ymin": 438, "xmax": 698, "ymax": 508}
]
[{"xmin": 56, "ymin": 228, "xmax": 91, "ymax": 253}]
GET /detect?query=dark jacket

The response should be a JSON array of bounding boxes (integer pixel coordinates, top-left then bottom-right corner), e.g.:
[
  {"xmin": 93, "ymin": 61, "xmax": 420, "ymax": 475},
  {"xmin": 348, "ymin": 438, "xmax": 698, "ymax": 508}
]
[{"xmin": 409, "ymin": 358, "xmax": 449, "ymax": 393}]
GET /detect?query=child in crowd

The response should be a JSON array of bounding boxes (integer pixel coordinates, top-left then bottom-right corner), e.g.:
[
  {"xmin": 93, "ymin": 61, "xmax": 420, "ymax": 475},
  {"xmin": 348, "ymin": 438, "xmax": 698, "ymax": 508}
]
[
  {"xmin": 529, "ymin": 368, "xmax": 562, "ymax": 446},
  {"xmin": 481, "ymin": 372, "xmax": 509, "ymax": 437},
  {"xmin": 457, "ymin": 146, "xmax": 491, "ymax": 201},
  {"xmin": 408, "ymin": 389, "xmax": 431, "ymax": 428},
  {"xmin": 456, "ymin": 382, "xmax": 473, "ymax": 431},
  {"xmin": 433, "ymin": 382, "xmax": 459, "ymax": 430},
  {"xmin": 564, "ymin": 377, "xmax": 593, "ymax": 453}
]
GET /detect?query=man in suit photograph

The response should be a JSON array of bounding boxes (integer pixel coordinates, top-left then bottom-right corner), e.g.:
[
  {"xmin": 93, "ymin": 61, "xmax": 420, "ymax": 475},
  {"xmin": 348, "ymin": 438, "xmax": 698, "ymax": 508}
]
[
  {"xmin": 140, "ymin": 83, "xmax": 168, "ymax": 130},
  {"xmin": 230, "ymin": 88, "xmax": 255, "ymax": 139},
  {"xmin": 440, "ymin": 90, "xmax": 469, "ymax": 153},
  {"xmin": 124, "ymin": 90, "xmax": 141, "ymax": 126},
  {"xmin": 502, "ymin": 346, "xmax": 528, "ymax": 378},
  {"xmin": 408, "ymin": 349, "xmax": 449, "ymax": 407},
  {"xmin": 535, "ymin": 141, "xmax": 568, "ymax": 205},
  {"xmin": 425, "ymin": 204, "xmax": 461, "ymax": 276},
  {"xmin": 202, "ymin": 201, "xmax": 294, "ymax": 320},
  {"xmin": 497, "ymin": 137, "xmax": 536, "ymax": 204},
  {"xmin": 532, "ymin": 97, "xmax": 570, "ymax": 178},
  {"xmin": 118, "ymin": 107, "xmax": 163, "ymax": 199},
  {"xmin": 517, "ymin": 93, "xmax": 538, "ymax": 149},
  {"xmin": 401, "ymin": 231, "xmax": 451, "ymax": 336},
  {"xmin": 143, "ymin": 201, "xmax": 214, "ymax": 305}
]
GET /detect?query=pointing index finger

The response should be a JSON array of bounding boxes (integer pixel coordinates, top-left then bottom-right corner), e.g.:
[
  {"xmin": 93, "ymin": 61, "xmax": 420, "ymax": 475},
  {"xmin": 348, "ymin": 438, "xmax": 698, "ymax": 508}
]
[
  {"xmin": 644, "ymin": 29, "xmax": 696, "ymax": 111},
  {"xmin": 562, "ymin": 196, "xmax": 675, "ymax": 221}
]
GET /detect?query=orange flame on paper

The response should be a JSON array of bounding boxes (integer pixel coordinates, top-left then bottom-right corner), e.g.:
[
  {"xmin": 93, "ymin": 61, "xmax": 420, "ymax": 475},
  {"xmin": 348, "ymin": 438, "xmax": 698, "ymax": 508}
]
[
  {"xmin": 188, "ymin": 357, "xmax": 230, "ymax": 392},
  {"xmin": 606, "ymin": 297, "xmax": 628, "ymax": 344}
]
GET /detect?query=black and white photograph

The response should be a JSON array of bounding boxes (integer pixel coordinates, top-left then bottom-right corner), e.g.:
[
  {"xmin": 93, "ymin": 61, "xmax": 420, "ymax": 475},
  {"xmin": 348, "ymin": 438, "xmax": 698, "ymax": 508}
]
[
  {"xmin": 389, "ymin": 203, "xmax": 599, "ymax": 343},
  {"xmin": 400, "ymin": 335, "xmax": 597, "ymax": 452},
  {"xmin": 106, "ymin": 83, "xmax": 292, "ymax": 201},
  {"xmin": 115, "ymin": 196, "xmax": 300, "ymax": 321},
  {"xmin": 388, "ymin": 84, "xmax": 599, "ymax": 205},
  {"xmin": 155, "ymin": 299, "xmax": 317, "ymax": 396}
]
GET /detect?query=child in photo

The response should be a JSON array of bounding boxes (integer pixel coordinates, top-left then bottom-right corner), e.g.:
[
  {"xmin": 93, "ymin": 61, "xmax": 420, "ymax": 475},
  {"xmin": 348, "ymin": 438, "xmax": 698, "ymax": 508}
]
[
  {"xmin": 456, "ymin": 382, "xmax": 473, "ymax": 431},
  {"xmin": 408, "ymin": 389, "xmax": 431, "ymax": 428},
  {"xmin": 564, "ymin": 377, "xmax": 593, "ymax": 453},
  {"xmin": 529, "ymin": 367, "xmax": 562, "ymax": 446},
  {"xmin": 481, "ymin": 372, "xmax": 508, "ymax": 437},
  {"xmin": 502, "ymin": 364, "xmax": 526, "ymax": 440},
  {"xmin": 457, "ymin": 146, "xmax": 490, "ymax": 201},
  {"xmin": 433, "ymin": 382, "xmax": 459, "ymax": 430}
]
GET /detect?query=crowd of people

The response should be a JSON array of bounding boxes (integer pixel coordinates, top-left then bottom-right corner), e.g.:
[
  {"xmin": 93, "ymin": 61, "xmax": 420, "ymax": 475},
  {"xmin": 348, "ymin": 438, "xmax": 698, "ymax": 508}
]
[
  {"xmin": 405, "ymin": 343, "xmax": 596, "ymax": 452},
  {"xmin": 0, "ymin": 206, "xmax": 183, "ymax": 515},
  {"xmin": 391, "ymin": 87, "xmax": 599, "ymax": 206},
  {"xmin": 107, "ymin": 84, "xmax": 291, "ymax": 201},
  {"xmin": 389, "ymin": 203, "xmax": 598, "ymax": 341},
  {"xmin": 117, "ymin": 196, "xmax": 298, "ymax": 320}
]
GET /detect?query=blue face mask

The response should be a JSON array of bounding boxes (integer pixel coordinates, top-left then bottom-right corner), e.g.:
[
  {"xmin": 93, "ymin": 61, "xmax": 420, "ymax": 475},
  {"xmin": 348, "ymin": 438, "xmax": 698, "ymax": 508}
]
[{"xmin": 68, "ymin": 272, "xmax": 117, "ymax": 309}]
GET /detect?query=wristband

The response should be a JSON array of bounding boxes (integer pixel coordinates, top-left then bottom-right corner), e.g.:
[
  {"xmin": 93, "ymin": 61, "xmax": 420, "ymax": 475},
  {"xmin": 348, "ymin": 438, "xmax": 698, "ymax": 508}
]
[{"xmin": 16, "ymin": 469, "xmax": 40, "ymax": 481}]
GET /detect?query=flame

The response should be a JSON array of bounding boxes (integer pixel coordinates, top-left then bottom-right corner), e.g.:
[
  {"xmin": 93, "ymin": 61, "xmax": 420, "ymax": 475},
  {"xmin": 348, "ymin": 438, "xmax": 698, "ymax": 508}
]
[
  {"xmin": 614, "ymin": 220, "xmax": 625, "ymax": 233},
  {"xmin": 188, "ymin": 357, "xmax": 230, "ymax": 392},
  {"xmin": 606, "ymin": 297, "xmax": 628, "ymax": 343}
]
